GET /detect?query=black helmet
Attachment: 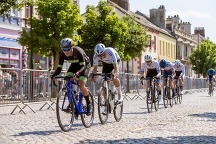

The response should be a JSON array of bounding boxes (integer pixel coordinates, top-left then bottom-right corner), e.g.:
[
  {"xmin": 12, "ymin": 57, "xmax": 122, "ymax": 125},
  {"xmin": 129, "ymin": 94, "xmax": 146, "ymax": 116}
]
[{"xmin": 159, "ymin": 59, "xmax": 166, "ymax": 68}]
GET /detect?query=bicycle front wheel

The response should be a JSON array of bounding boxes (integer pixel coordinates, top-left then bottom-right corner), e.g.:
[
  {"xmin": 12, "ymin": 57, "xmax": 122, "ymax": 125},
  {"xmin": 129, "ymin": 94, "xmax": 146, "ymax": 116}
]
[
  {"xmin": 81, "ymin": 91, "xmax": 95, "ymax": 128},
  {"xmin": 146, "ymin": 89, "xmax": 153, "ymax": 113},
  {"xmin": 56, "ymin": 89, "xmax": 74, "ymax": 132},
  {"xmin": 163, "ymin": 87, "xmax": 169, "ymax": 108},
  {"xmin": 114, "ymin": 96, "xmax": 123, "ymax": 122},
  {"xmin": 98, "ymin": 87, "xmax": 109, "ymax": 124}
]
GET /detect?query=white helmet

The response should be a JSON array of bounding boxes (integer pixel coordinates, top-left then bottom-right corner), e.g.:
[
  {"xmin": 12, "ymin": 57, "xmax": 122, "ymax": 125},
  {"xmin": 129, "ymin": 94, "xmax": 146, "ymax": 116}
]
[
  {"xmin": 175, "ymin": 59, "xmax": 181, "ymax": 66},
  {"xmin": 144, "ymin": 54, "xmax": 152, "ymax": 61},
  {"xmin": 94, "ymin": 43, "xmax": 105, "ymax": 55}
]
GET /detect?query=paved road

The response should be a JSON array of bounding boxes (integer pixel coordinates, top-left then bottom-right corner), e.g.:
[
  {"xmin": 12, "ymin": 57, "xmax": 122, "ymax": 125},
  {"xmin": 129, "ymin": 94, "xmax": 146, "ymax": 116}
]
[{"xmin": 1, "ymin": 91, "xmax": 216, "ymax": 144}]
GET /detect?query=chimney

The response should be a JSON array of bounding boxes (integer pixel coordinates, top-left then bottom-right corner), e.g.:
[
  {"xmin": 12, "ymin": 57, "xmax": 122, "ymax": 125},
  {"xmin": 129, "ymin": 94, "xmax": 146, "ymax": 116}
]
[
  {"xmin": 150, "ymin": 5, "xmax": 166, "ymax": 28},
  {"xmin": 109, "ymin": 0, "xmax": 130, "ymax": 11},
  {"xmin": 194, "ymin": 27, "xmax": 205, "ymax": 37}
]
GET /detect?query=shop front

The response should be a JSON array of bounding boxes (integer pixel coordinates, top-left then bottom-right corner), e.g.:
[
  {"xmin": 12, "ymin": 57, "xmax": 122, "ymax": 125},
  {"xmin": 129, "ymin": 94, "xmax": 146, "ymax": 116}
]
[{"xmin": 0, "ymin": 36, "xmax": 22, "ymax": 68}]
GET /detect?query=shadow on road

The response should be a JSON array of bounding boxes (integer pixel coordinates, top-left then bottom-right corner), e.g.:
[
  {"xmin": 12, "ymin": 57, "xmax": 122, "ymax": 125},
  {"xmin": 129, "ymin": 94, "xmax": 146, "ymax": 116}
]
[
  {"xmin": 189, "ymin": 112, "xmax": 216, "ymax": 121},
  {"xmin": 12, "ymin": 129, "xmax": 62, "ymax": 136},
  {"xmin": 78, "ymin": 135, "xmax": 216, "ymax": 143}
]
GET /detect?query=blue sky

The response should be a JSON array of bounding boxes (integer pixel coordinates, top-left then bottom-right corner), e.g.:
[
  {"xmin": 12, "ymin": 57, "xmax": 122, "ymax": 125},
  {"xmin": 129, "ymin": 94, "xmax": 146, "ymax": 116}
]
[{"xmin": 80, "ymin": 0, "xmax": 216, "ymax": 43}]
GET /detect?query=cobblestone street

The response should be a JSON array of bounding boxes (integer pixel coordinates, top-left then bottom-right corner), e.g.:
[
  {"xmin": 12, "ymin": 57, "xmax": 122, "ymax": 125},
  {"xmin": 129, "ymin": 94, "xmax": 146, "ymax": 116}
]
[{"xmin": 1, "ymin": 91, "xmax": 216, "ymax": 144}]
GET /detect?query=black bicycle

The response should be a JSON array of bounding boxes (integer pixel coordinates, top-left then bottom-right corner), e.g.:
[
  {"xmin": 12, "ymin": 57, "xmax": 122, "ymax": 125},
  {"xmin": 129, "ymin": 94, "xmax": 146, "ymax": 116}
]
[
  {"xmin": 174, "ymin": 76, "xmax": 183, "ymax": 104},
  {"xmin": 209, "ymin": 77, "xmax": 214, "ymax": 97},
  {"xmin": 141, "ymin": 77, "xmax": 159, "ymax": 113},
  {"xmin": 163, "ymin": 75, "xmax": 173, "ymax": 108},
  {"xmin": 93, "ymin": 73, "xmax": 123, "ymax": 124}
]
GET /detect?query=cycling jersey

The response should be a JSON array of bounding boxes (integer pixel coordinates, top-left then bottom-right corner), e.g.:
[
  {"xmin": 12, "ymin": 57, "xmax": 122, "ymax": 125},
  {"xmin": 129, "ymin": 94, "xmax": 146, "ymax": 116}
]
[
  {"xmin": 93, "ymin": 47, "xmax": 120, "ymax": 65},
  {"xmin": 174, "ymin": 63, "xmax": 185, "ymax": 77},
  {"xmin": 53, "ymin": 46, "xmax": 91, "ymax": 76},
  {"xmin": 141, "ymin": 60, "xmax": 160, "ymax": 81},
  {"xmin": 141, "ymin": 60, "xmax": 160, "ymax": 73}
]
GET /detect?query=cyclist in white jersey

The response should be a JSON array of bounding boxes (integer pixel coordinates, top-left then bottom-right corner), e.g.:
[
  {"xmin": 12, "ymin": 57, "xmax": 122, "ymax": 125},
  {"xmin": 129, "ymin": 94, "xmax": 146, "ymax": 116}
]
[
  {"xmin": 173, "ymin": 59, "xmax": 185, "ymax": 94},
  {"xmin": 91, "ymin": 43, "xmax": 123, "ymax": 103},
  {"xmin": 141, "ymin": 54, "xmax": 162, "ymax": 100},
  {"xmin": 159, "ymin": 59, "xmax": 176, "ymax": 97}
]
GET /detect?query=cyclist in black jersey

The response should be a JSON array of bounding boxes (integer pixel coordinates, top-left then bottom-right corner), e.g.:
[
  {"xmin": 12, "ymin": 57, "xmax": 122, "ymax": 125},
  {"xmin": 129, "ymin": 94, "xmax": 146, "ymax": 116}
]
[{"xmin": 51, "ymin": 38, "xmax": 92, "ymax": 115}]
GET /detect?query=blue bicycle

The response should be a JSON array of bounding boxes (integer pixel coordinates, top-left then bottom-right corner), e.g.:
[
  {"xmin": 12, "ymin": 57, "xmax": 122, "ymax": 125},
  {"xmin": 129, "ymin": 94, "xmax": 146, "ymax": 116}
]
[{"xmin": 52, "ymin": 76, "xmax": 94, "ymax": 132}]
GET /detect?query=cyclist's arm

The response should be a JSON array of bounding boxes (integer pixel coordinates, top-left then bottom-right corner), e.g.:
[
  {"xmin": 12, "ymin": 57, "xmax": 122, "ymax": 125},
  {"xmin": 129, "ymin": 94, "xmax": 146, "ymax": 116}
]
[
  {"xmin": 155, "ymin": 62, "xmax": 161, "ymax": 78},
  {"xmin": 109, "ymin": 49, "xmax": 119, "ymax": 74},
  {"xmin": 181, "ymin": 65, "xmax": 185, "ymax": 78},
  {"xmin": 76, "ymin": 49, "xmax": 87, "ymax": 75},
  {"xmin": 52, "ymin": 52, "xmax": 65, "ymax": 76},
  {"xmin": 140, "ymin": 62, "xmax": 146, "ymax": 77},
  {"xmin": 92, "ymin": 54, "xmax": 98, "ymax": 74}
]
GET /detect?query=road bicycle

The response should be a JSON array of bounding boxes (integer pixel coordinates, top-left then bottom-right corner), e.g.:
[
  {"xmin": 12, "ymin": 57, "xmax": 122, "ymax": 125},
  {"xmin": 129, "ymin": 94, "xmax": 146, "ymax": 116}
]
[
  {"xmin": 174, "ymin": 76, "xmax": 183, "ymax": 104},
  {"xmin": 208, "ymin": 77, "xmax": 214, "ymax": 97},
  {"xmin": 93, "ymin": 73, "xmax": 123, "ymax": 124},
  {"xmin": 52, "ymin": 75, "xmax": 94, "ymax": 132},
  {"xmin": 141, "ymin": 77, "xmax": 159, "ymax": 113},
  {"xmin": 163, "ymin": 75, "xmax": 174, "ymax": 108}
]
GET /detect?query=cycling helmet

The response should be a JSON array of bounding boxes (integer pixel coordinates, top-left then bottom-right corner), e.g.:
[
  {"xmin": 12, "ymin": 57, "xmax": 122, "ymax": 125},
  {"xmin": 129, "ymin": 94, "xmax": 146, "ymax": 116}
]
[
  {"xmin": 94, "ymin": 43, "xmax": 105, "ymax": 55},
  {"xmin": 209, "ymin": 68, "xmax": 214, "ymax": 75},
  {"xmin": 159, "ymin": 59, "xmax": 166, "ymax": 68},
  {"xmin": 144, "ymin": 54, "xmax": 152, "ymax": 62},
  {"xmin": 60, "ymin": 38, "xmax": 74, "ymax": 48},
  {"xmin": 175, "ymin": 59, "xmax": 181, "ymax": 66}
]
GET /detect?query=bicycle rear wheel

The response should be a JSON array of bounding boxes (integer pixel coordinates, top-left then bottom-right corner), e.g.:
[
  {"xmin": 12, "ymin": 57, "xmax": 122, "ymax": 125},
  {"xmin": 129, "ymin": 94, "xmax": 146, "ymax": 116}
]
[
  {"xmin": 98, "ymin": 87, "xmax": 109, "ymax": 124},
  {"xmin": 146, "ymin": 89, "xmax": 153, "ymax": 113},
  {"xmin": 56, "ymin": 89, "xmax": 74, "ymax": 132},
  {"xmin": 163, "ymin": 87, "xmax": 168, "ymax": 108},
  {"xmin": 81, "ymin": 92, "xmax": 95, "ymax": 128},
  {"xmin": 153, "ymin": 88, "xmax": 159, "ymax": 111}
]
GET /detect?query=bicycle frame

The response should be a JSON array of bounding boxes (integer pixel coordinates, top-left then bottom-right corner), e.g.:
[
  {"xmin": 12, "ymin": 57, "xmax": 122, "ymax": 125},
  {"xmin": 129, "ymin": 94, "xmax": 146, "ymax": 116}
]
[{"xmin": 62, "ymin": 80, "xmax": 86, "ymax": 114}]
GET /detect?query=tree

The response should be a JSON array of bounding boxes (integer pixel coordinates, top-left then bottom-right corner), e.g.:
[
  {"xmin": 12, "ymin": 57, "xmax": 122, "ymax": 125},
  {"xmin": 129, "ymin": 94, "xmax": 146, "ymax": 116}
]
[
  {"xmin": 122, "ymin": 15, "xmax": 148, "ymax": 92},
  {"xmin": 122, "ymin": 15, "xmax": 148, "ymax": 61},
  {"xmin": 80, "ymin": 0, "xmax": 128, "ymax": 62},
  {"xmin": 190, "ymin": 39, "xmax": 216, "ymax": 77},
  {"xmin": 0, "ymin": 0, "xmax": 26, "ymax": 16},
  {"xmin": 18, "ymin": 0, "xmax": 83, "ymax": 69}
]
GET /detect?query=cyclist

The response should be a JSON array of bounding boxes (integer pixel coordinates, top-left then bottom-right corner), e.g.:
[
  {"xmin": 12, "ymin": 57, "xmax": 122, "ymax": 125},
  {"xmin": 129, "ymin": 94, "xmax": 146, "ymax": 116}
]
[
  {"xmin": 159, "ymin": 59, "xmax": 176, "ymax": 97},
  {"xmin": 140, "ymin": 54, "xmax": 162, "ymax": 100},
  {"xmin": 51, "ymin": 38, "xmax": 92, "ymax": 115},
  {"xmin": 91, "ymin": 43, "xmax": 123, "ymax": 104},
  {"xmin": 206, "ymin": 68, "xmax": 216, "ymax": 95},
  {"xmin": 173, "ymin": 59, "xmax": 185, "ymax": 95}
]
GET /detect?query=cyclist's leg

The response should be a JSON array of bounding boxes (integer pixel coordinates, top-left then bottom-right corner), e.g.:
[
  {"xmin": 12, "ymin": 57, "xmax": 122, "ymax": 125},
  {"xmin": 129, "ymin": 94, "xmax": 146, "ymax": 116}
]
[
  {"xmin": 78, "ymin": 68, "xmax": 92, "ymax": 115},
  {"xmin": 155, "ymin": 77, "xmax": 162, "ymax": 101}
]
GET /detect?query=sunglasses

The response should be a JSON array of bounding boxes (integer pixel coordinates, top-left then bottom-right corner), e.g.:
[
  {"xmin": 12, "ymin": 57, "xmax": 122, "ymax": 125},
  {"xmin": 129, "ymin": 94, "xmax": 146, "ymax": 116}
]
[
  {"xmin": 98, "ymin": 53, "xmax": 105, "ymax": 57},
  {"xmin": 62, "ymin": 47, "xmax": 71, "ymax": 52},
  {"xmin": 145, "ymin": 61, "xmax": 151, "ymax": 63}
]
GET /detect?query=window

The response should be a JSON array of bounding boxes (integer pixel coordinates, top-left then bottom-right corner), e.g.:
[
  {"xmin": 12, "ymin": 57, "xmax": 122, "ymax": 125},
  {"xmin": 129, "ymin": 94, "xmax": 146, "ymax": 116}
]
[
  {"xmin": 159, "ymin": 41, "xmax": 162, "ymax": 55},
  {"xmin": 154, "ymin": 36, "xmax": 156, "ymax": 51},
  {"xmin": 163, "ymin": 41, "xmax": 165, "ymax": 56},
  {"xmin": 185, "ymin": 46, "xmax": 188, "ymax": 57}
]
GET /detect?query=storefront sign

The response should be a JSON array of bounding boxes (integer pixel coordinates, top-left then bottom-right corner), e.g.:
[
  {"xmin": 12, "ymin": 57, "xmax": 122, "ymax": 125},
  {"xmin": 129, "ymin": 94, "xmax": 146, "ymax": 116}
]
[{"xmin": 0, "ymin": 37, "xmax": 21, "ymax": 48}]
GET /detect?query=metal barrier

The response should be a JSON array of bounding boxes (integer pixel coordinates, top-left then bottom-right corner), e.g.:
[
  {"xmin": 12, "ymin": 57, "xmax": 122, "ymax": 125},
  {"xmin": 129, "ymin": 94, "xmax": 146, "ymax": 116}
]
[{"xmin": 0, "ymin": 68, "xmax": 210, "ymax": 114}]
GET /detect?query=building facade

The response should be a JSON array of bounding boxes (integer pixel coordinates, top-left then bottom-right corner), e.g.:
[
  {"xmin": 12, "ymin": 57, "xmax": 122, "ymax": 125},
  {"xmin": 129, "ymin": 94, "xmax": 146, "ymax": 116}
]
[{"xmin": 0, "ymin": 9, "xmax": 23, "ymax": 68}]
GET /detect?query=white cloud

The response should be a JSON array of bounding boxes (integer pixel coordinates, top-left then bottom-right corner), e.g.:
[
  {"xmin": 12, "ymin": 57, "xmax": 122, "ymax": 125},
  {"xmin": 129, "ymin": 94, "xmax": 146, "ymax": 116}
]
[{"xmin": 167, "ymin": 10, "xmax": 210, "ymax": 19}]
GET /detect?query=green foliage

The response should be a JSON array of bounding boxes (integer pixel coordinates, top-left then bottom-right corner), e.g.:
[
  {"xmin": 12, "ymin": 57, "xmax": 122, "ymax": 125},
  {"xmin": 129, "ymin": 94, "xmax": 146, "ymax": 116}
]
[
  {"xmin": 18, "ymin": 0, "xmax": 83, "ymax": 66},
  {"xmin": 190, "ymin": 39, "xmax": 216, "ymax": 76},
  {"xmin": 0, "ymin": 0, "xmax": 27, "ymax": 16},
  {"xmin": 80, "ymin": 0, "xmax": 128, "ymax": 61},
  {"xmin": 122, "ymin": 16, "xmax": 148, "ymax": 61}
]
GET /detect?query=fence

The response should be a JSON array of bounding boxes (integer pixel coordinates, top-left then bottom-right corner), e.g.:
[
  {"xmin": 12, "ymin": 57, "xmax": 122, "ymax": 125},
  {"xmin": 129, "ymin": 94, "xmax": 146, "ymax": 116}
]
[{"xmin": 0, "ymin": 68, "xmax": 210, "ymax": 114}]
